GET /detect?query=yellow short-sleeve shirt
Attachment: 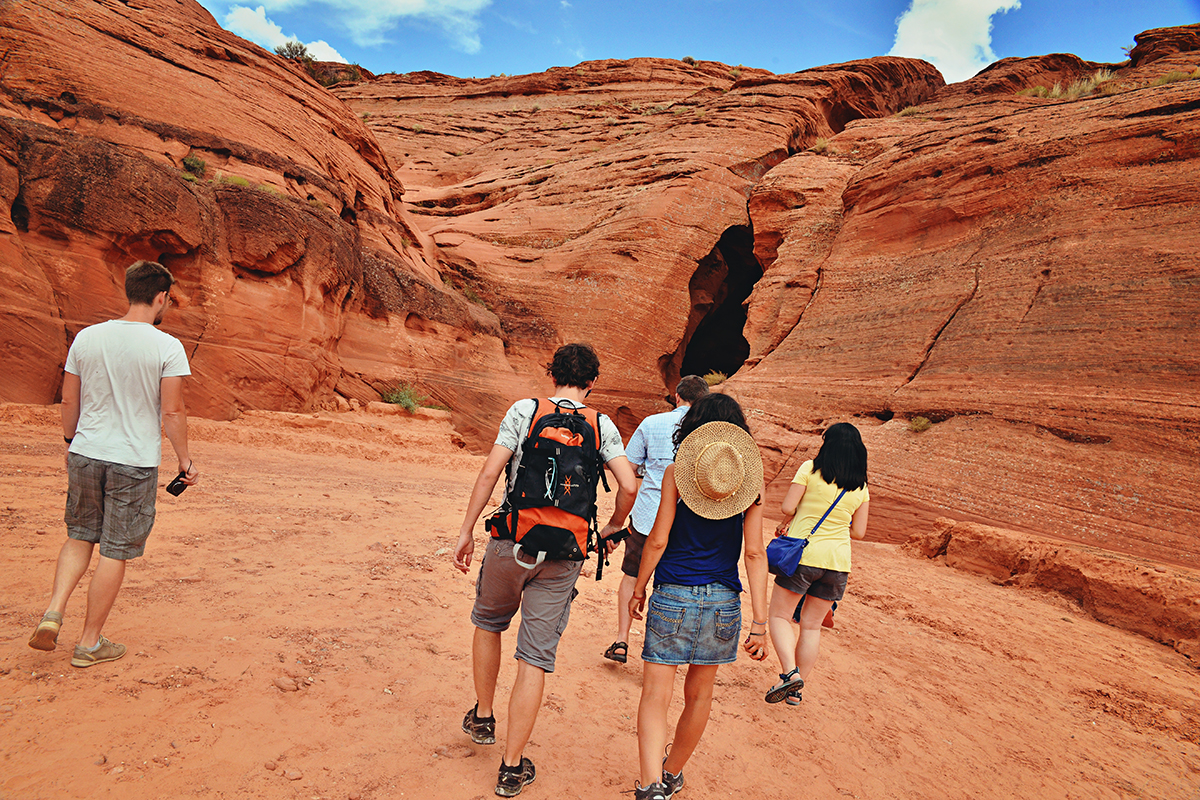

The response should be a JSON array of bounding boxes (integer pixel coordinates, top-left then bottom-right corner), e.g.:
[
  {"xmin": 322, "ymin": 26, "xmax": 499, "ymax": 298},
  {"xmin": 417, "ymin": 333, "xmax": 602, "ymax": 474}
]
[{"xmin": 786, "ymin": 460, "xmax": 869, "ymax": 573}]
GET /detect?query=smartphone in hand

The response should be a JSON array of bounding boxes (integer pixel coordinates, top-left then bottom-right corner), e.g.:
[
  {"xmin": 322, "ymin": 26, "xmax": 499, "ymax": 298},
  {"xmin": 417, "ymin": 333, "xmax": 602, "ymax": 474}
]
[{"xmin": 166, "ymin": 470, "xmax": 188, "ymax": 496}]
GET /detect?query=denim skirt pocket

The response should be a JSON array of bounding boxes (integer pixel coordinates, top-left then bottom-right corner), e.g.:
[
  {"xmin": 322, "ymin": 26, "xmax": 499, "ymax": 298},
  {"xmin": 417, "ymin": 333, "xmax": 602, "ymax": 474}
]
[
  {"xmin": 646, "ymin": 596, "xmax": 685, "ymax": 638},
  {"xmin": 714, "ymin": 607, "xmax": 741, "ymax": 642}
]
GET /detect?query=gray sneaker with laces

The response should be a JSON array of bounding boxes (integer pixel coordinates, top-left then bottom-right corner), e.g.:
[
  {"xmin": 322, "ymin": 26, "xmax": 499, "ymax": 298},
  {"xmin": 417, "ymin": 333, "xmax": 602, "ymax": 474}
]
[
  {"xmin": 663, "ymin": 764, "xmax": 685, "ymax": 798},
  {"xmin": 70, "ymin": 635, "xmax": 126, "ymax": 668},
  {"xmin": 463, "ymin": 704, "xmax": 496, "ymax": 745},
  {"xmin": 495, "ymin": 756, "xmax": 535, "ymax": 797},
  {"xmin": 635, "ymin": 782, "xmax": 667, "ymax": 800}
]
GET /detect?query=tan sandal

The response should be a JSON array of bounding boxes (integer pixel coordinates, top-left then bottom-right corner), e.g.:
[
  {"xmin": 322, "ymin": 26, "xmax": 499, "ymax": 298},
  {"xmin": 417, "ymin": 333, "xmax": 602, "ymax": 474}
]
[{"xmin": 28, "ymin": 611, "xmax": 63, "ymax": 651}]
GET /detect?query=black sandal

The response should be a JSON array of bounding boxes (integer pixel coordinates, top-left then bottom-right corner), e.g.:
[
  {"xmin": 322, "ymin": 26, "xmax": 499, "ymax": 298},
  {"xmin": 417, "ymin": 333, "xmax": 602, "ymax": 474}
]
[{"xmin": 603, "ymin": 641, "xmax": 629, "ymax": 663}]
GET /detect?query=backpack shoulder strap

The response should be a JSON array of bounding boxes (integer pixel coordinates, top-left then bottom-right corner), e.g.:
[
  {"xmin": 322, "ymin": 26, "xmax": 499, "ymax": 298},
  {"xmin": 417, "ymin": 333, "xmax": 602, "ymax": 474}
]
[{"xmin": 525, "ymin": 397, "xmax": 551, "ymax": 437}]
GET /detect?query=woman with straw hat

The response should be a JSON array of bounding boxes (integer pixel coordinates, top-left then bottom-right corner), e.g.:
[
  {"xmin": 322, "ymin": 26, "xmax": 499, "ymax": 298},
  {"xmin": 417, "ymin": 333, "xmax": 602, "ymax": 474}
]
[
  {"xmin": 763, "ymin": 422, "xmax": 869, "ymax": 706},
  {"xmin": 628, "ymin": 393, "xmax": 769, "ymax": 800}
]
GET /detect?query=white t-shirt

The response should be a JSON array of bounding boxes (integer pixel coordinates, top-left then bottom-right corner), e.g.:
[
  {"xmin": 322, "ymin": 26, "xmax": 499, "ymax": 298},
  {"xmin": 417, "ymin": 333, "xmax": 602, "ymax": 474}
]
[
  {"xmin": 495, "ymin": 397, "xmax": 625, "ymax": 500},
  {"xmin": 65, "ymin": 320, "xmax": 191, "ymax": 468}
]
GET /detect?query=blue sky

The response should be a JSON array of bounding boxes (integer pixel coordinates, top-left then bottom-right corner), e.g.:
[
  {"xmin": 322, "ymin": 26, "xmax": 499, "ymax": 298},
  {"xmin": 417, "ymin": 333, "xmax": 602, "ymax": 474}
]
[{"xmin": 195, "ymin": 0, "xmax": 1200, "ymax": 83}]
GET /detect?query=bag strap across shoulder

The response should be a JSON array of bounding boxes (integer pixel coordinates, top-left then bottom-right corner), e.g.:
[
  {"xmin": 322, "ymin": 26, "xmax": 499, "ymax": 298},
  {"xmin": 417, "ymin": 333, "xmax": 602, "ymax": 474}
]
[{"xmin": 806, "ymin": 489, "xmax": 847, "ymax": 538}]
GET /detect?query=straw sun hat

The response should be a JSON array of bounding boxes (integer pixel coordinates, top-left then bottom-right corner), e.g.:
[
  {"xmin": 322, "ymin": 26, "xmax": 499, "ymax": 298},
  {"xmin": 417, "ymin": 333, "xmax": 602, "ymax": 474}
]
[{"xmin": 674, "ymin": 421, "xmax": 763, "ymax": 520}]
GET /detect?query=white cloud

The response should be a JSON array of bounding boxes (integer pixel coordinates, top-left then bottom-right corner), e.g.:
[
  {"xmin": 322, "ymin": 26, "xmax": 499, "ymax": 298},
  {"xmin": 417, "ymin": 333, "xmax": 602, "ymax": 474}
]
[
  {"xmin": 225, "ymin": 5, "xmax": 348, "ymax": 62},
  {"xmin": 237, "ymin": 0, "xmax": 491, "ymax": 52},
  {"xmin": 304, "ymin": 40, "xmax": 347, "ymax": 62},
  {"xmin": 889, "ymin": 0, "xmax": 1020, "ymax": 83}
]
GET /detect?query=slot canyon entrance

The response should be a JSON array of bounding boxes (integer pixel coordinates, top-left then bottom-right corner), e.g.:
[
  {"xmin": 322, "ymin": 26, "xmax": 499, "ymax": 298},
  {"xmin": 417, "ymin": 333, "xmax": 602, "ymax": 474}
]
[{"xmin": 659, "ymin": 225, "xmax": 763, "ymax": 394}]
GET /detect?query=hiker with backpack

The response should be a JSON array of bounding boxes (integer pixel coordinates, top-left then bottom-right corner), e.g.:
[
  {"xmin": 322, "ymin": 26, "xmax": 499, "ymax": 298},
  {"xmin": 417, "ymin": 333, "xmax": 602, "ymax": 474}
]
[
  {"xmin": 763, "ymin": 422, "xmax": 870, "ymax": 706},
  {"xmin": 452, "ymin": 343, "xmax": 638, "ymax": 798},
  {"xmin": 626, "ymin": 393, "xmax": 770, "ymax": 800}
]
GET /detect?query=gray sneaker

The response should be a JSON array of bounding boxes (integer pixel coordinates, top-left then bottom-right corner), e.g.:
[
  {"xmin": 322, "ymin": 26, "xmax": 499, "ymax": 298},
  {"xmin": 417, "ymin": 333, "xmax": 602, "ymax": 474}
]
[
  {"xmin": 663, "ymin": 764, "xmax": 684, "ymax": 798},
  {"xmin": 70, "ymin": 635, "xmax": 126, "ymax": 668},
  {"xmin": 463, "ymin": 704, "xmax": 496, "ymax": 745},
  {"xmin": 495, "ymin": 756, "xmax": 535, "ymax": 797},
  {"xmin": 635, "ymin": 782, "xmax": 668, "ymax": 800},
  {"xmin": 28, "ymin": 611, "xmax": 63, "ymax": 651}
]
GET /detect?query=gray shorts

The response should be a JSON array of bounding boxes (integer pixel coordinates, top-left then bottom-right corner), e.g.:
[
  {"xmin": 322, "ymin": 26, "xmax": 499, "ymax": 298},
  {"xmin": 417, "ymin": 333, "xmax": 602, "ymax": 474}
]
[
  {"xmin": 620, "ymin": 525, "xmax": 648, "ymax": 578},
  {"xmin": 774, "ymin": 565, "xmax": 849, "ymax": 602},
  {"xmin": 471, "ymin": 538, "xmax": 582, "ymax": 673},
  {"xmin": 65, "ymin": 453, "xmax": 159, "ymax": 560}
]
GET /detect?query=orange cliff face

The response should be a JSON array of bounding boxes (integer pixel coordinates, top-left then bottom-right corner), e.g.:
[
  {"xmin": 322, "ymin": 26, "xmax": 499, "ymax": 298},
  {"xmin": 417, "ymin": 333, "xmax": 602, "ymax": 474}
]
[
  {"xmin": 0, "ymin": 0, "xmax": 510, "ymax": 426},
  {"xmin": 1, "ymin": 2, "xmax": 1197, "ymax": 567}
]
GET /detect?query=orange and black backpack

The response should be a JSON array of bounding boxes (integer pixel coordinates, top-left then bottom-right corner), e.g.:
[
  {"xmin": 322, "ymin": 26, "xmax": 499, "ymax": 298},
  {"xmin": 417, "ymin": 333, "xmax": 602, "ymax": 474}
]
[{"xmin": 485, "ymin": 399, "xmax": 610, "ymax": 567}]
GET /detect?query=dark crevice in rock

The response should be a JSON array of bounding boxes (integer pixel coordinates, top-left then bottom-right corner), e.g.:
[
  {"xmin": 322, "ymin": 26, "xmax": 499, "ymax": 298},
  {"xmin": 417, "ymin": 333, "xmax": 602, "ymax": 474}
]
[
  {"xmin": 1039, "ymin": 426, "xmax": 1112, "ymax": 445},
  {"xmin": 1020, "ymin": 267, "xmax": 1052, "ymax": 324},
  {"xmin": 662, "ymin": 225, "xmax": 763, "ymax": 390},
  {"xmin": 899, "ymin": 266, "xmax": 980, "ymax": 388},
  {"xmin": 10, "ymin": 186, "xmax": 29, "ymax": 232}
]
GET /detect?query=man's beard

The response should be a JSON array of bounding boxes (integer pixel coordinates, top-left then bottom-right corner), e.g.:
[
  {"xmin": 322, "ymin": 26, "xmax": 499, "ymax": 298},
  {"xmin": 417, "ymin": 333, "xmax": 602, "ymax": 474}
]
[{"xmin": 153, "ymin": 308, "xmax": 165, "ymax": 326}]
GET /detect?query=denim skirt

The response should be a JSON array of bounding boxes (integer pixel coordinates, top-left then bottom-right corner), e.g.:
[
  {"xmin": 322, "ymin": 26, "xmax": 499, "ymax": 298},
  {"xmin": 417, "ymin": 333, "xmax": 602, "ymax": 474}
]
[{"xmin": 641, "ymin": 583, "xmax": 741, "ymax": 666}]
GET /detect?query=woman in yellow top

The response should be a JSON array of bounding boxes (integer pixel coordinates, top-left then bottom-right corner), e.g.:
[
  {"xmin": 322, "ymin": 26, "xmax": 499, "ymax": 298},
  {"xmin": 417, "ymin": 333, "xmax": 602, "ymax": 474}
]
[{"xmin": 764, "ymin": 422, "xmax": 869, "ymax": 704}]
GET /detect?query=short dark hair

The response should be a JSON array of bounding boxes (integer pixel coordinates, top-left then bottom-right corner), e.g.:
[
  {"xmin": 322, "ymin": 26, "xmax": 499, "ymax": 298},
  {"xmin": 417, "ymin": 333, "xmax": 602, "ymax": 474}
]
[
  {"xmin": 673, "ymin": 393, "xmax": 748, "ymax": 453},
  {"xmin": 546, "ymin": 343, "xmax": 600, "ymax": 389},
  {"xmin": 812, "ymin": 422, "xmax": 868, "ymax": 491},
  {"xmin": 675, "ymin": 375, "xmax": 709, "ymax": 404},
  {"xmin": 125, "ymin": 261, "xmax": 174, "ymax": 306}
]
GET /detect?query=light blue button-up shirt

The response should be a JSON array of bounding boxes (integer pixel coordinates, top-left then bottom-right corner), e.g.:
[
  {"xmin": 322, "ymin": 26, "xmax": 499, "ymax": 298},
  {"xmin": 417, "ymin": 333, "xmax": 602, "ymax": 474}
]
[{"xmin": 626, "ymin": 405, "xmax": 689, "ymax": 534}]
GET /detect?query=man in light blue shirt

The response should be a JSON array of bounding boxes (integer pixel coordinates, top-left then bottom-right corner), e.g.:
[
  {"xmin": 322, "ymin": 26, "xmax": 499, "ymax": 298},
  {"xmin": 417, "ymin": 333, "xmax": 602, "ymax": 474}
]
[{"xmin": 603, "ymin": 375, "xmax": 709, "ymax": 664}]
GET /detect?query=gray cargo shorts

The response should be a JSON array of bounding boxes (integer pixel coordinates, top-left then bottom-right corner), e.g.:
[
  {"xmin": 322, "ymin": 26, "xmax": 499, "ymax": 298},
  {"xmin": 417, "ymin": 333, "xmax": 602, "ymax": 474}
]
[
  {"xmin": 65, "ymin": 452, "xmax": 158, "ymax": 560},
  {"xmin": 471, "ymin": 538, "xmax": 582, "ymax": 673}
]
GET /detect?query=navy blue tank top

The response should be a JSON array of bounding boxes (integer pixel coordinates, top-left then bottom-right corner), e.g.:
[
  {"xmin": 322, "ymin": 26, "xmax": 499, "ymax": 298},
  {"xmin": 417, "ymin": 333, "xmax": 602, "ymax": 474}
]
[{"xmin": 654, "ymin": 500, "xmax": 744, "ymax": 592}]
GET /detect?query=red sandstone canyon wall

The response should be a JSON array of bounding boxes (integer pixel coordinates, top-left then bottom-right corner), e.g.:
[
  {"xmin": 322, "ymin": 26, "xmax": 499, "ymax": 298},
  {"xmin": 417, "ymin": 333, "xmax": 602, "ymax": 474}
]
[
  {"xmin": 1, "ymin": 2, "xmax": 1197, "ymax": 567},
  {"xmin": 0, "ymin": 0, "xmax": 513, "ymax": 427}
]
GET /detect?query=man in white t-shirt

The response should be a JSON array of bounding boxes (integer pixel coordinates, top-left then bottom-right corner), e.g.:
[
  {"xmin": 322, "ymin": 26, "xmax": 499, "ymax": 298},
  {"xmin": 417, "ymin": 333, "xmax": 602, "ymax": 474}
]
[
  {"xmin": 453, "ymin": 343, "xmax": 638, "ymax": 797},
  {"xmin": 28, "ymin": 260, "xmax": 199, "ymax": 668}
]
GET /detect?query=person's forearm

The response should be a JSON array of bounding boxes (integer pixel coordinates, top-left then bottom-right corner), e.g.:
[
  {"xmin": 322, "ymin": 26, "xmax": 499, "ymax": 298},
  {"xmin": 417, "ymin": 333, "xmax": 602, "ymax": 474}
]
[
  {"xmin": 744, "ymin": 549, "xmax": 768, "ymax": 622},
  {"xmin": 61, "ymin": 374, "xmax": 80, "ymax": 440},
  {"xmin": 162, "ymin": 410, "xmax": 191, "ymax": 466},
  {"xmin": 460, "ymin": 471, "xmax": 501, "ymax": 536},
  {"xmin": 634, "ymin": 537, "xmax": 667, "ymax": 597},
  {"xmin": 606, "ymin": 485, "xmax": 635, "ymax": 528},
  {"xmin": 62, "ymin": 406, "xmax": 79, "ymax": 440}
]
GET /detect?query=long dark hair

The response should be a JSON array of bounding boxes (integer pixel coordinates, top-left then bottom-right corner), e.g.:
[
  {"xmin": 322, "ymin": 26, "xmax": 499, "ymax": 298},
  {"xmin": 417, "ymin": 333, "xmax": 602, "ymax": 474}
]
[
  {"xmin": 672, "ymin": 393, "xmax": 749, "ymax": 453},
  {"xmin": 811, "ymin": 422, "xmax": 868, "ymax": 491}
]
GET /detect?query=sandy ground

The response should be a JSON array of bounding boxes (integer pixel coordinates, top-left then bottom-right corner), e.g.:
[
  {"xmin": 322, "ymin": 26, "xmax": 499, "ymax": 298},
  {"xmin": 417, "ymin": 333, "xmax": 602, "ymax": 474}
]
[{"xmin": 1, "ymin": 404, "xmax": 1198, "ymax": 800}]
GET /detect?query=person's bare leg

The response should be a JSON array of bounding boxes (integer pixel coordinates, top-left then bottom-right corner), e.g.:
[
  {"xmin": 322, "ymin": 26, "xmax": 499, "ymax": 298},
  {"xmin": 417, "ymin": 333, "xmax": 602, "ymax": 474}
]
[
  {"xmin": 796, "ymin": 595, "xmax": 835, "ymax": 681},
  {"xmin": 768, "ymin": 585, "xmax": 802, "ymax": 674},
  {"xmin": 77, "ymin": 555, "xmax": 125, "ymax": 648},
  {"xmin": 503, "ymin": 659, "xmax": 546, "ymax": 766},
  {"xmin": 663, "ymin": 664, "xmax": 718, "ymax": 776},
  {"xmin": 45, "ymin": 538, "xmax": 95, "ymax": 616},
  {"xmin": 473, "ymin": 627, "xmax": 502, "ymax": 718},
  {"xmin": 637, "ymin": 662, "xmax": 678, "ymax": 787},
  {"xmin": 616, "ymin": 573, "xmax": 636, "ymax": 643}
]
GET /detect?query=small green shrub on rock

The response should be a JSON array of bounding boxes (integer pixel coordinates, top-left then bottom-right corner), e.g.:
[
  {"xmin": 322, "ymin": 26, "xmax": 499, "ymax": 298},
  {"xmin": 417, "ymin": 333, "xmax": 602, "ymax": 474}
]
[
  {"xmin": 274, "ymin": 41, "xmax": 310, "ymax": 61},
  {"xmin": 182, "ymin": 154, "xmax": 206, "ymax": 177},
  {"xmin": 381, "ymin": 382, "xmax": 426, "ymax": 412},
  {"xmin": 908, "ymin": 416, "xmax": 932, "ymax": 433}
]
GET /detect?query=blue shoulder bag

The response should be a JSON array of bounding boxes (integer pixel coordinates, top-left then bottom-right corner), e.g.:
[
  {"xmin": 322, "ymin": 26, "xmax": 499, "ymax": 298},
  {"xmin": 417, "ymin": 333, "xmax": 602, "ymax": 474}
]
[{"xmin": 766, "ymin": 489, "xmax": 846, "ymax": 577}]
